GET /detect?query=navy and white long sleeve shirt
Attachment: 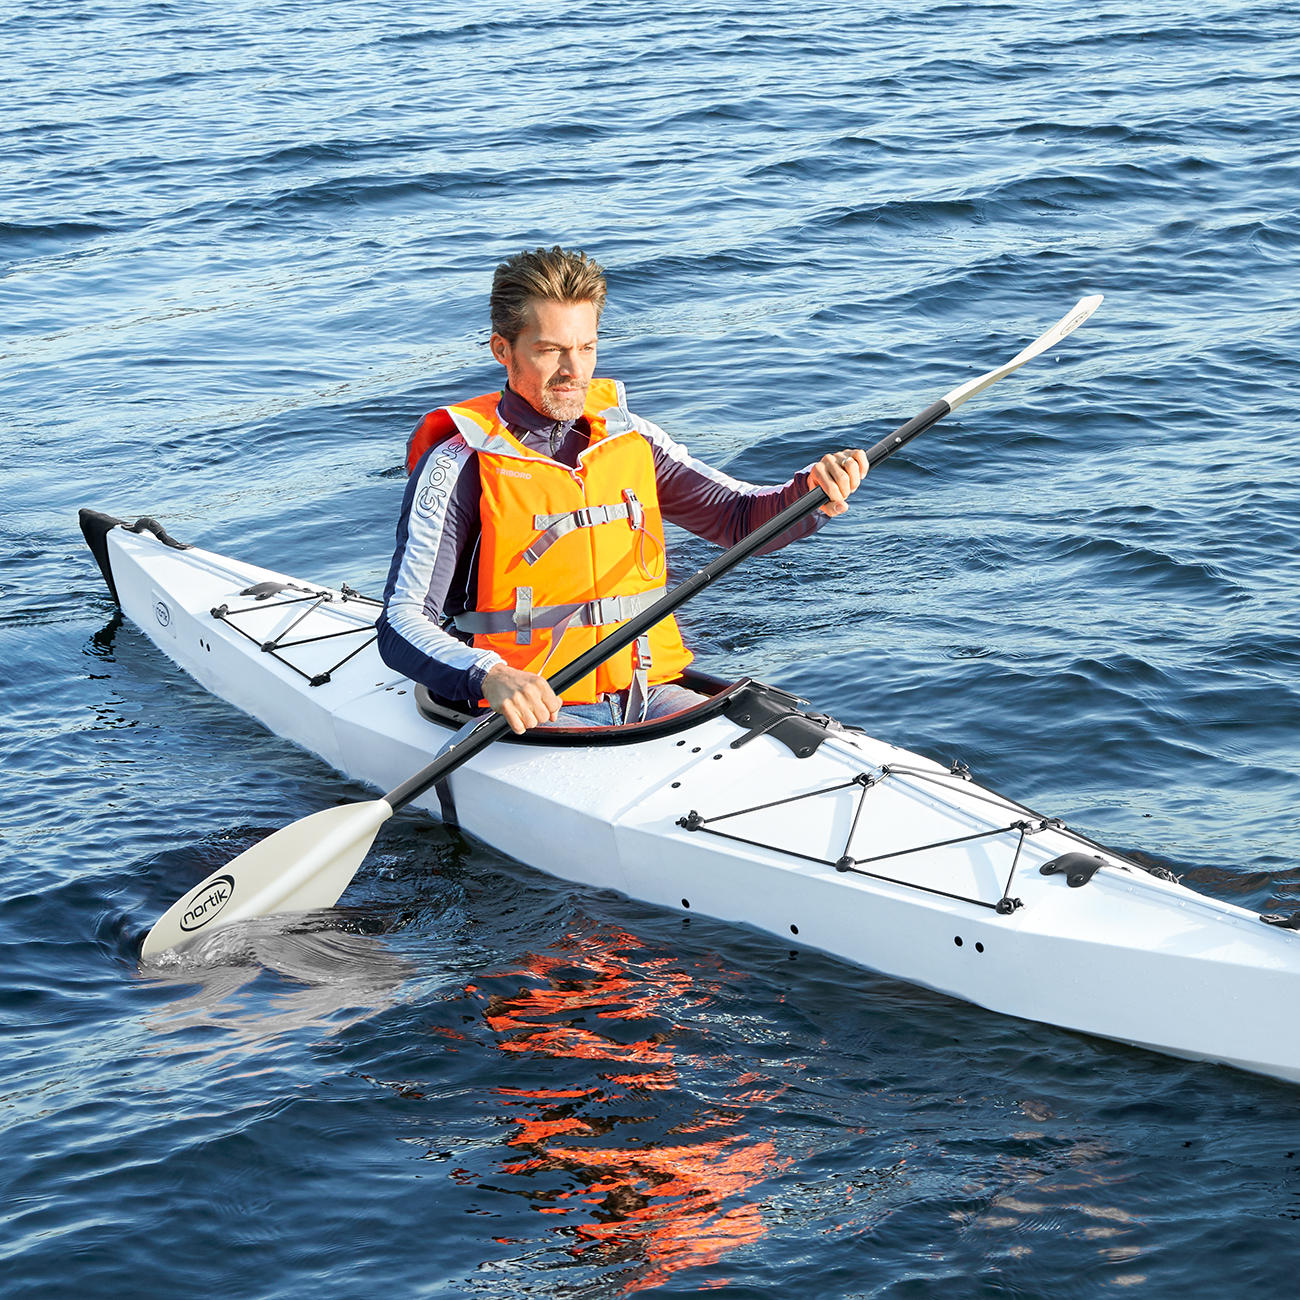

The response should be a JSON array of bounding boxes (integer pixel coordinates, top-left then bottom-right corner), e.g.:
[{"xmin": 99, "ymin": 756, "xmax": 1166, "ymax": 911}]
[{"xmin": 377, "ymin": 385, "xmax": 826, "ymax": 701}]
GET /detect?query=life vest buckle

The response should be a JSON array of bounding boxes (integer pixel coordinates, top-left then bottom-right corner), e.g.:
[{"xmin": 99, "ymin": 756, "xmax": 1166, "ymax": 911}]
[
  {"xmin": 622, "ymin": 489, "xmax": 644, "ymax": 532},
  {"xmin": 587, "ymin": 595, "xmax": 624, "ymax": 626}
]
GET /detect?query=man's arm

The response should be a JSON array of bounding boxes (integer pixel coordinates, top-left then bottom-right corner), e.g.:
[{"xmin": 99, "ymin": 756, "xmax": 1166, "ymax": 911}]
[
  {"xmin": 632, "ymin": 416, "xmax": 866, "ymax": 551},
  {"xmin": 376, "ymin": 435, "xmax": 503, "ymax": 701}
]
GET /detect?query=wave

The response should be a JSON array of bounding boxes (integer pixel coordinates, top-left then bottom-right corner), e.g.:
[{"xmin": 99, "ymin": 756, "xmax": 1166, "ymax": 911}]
[{"xmin": 0, "ymin": 218, "xmax": 114, "ymax": 253}]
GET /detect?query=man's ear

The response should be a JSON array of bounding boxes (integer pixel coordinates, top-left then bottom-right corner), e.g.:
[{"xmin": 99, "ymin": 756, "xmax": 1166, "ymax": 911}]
[{"xmin": 489, "ymin": 333, "xmax": 510, "ymax": 368}]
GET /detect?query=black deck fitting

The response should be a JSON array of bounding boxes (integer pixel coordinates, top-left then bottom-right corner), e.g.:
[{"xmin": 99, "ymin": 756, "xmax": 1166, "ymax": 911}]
[{"xmin": 1039, "ymin": 852, "xmax": 1105, "ymax": 888}]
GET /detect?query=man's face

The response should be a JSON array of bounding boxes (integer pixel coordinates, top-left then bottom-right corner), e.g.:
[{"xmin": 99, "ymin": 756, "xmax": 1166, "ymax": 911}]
[{"xmin": 491, "ymin": 297, "xmax": 599, "ymax": 422}]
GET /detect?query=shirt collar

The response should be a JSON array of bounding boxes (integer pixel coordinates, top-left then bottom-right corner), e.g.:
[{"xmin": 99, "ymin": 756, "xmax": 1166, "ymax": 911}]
[{"xmin": 498, "ymin": 385, "xmax": 569, "ymax": 435}]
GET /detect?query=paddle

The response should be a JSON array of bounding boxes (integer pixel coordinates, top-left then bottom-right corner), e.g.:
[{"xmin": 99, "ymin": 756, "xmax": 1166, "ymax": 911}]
[{"xmin": 141, "ymin": 293, "xmax": 1102, "ymax": 959}]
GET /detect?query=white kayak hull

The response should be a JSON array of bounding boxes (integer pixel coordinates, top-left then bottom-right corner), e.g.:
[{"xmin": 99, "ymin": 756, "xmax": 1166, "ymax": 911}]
[{"xmin": 83, "ymin": 511, "xmax": 1300, "ymax": 1085}]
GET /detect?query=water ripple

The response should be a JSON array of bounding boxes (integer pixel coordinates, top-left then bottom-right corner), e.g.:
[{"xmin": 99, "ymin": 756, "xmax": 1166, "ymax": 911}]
[{"xmin": 4, "ymin": 0, "xmax": 1300, "ymax": 1295}]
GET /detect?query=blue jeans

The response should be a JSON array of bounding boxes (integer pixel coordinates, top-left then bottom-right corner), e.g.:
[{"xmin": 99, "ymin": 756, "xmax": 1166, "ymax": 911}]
[{"xmin": 547, "ymin": 683, "xmax": 708, "ymax": 727}]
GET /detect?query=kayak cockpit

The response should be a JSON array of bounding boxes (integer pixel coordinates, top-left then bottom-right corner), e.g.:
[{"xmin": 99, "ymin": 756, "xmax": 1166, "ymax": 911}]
[{"xmin": 413, "ymin": 672, "xmax": 852, "ymax": 753}]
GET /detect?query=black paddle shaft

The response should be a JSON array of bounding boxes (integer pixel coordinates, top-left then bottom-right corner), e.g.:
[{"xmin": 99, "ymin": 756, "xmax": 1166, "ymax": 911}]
[{"xmin": 382, "ymin": 396, "xmax": 953, "ymax": 813}]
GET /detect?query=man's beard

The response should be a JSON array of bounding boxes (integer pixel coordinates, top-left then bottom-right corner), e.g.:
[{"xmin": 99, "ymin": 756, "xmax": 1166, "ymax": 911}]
[{"xmin": 538, "ymin": 377, "xmax": 588, "ymax": 421}]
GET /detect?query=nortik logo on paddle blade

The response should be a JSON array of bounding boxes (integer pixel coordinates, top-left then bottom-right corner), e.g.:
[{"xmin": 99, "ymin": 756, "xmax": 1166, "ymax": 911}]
[{"xmin": 180, "ymin": 874, "xmax": 236, "ymax": 931}]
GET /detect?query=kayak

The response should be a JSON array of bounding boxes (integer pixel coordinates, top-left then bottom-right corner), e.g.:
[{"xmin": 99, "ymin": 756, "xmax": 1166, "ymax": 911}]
[{"xmin": 81, "ymin": 508, "xmax": 1300, "ymax": 1085}]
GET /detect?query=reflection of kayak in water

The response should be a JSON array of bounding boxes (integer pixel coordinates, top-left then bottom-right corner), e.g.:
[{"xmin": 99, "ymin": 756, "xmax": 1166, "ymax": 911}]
[
  {"xmin": 83, "ymin": 509, "xmax": 1300, "ymax": 1086},
  {"xmin": 465, "ymin": 928, "xmax": 782, "ymax": 1291}
]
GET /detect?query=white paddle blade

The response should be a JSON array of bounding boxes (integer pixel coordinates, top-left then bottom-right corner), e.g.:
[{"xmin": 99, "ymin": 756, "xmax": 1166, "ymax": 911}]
[
  {"xmin": 942, "ymin": 293, "xmax": 1103, "ymax": 412},
  {"xmin": 141, "ymin": 799, "xmax": 394, "ymax": 959}
]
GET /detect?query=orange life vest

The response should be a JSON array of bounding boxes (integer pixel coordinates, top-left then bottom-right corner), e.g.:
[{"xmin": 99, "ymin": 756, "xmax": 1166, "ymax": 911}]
[{"xmin": 410, "ymin": 380, "xmax": 694, "ymax": 704}]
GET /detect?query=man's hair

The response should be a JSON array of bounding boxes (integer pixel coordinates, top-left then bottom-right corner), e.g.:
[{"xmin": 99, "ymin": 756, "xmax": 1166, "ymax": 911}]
[{"xmin": 490, "ymin": 246, "xmax": 607, "ymax": 342}]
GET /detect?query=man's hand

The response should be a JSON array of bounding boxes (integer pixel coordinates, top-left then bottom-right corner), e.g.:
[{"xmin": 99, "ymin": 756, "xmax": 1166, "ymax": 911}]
[
  {"xmin": 808, "ymin": 448, "xmax": 869, "ymax": 517},
  {"xmin": 483, "ymin": 662, "xmax": 563, "ymax": 734}
]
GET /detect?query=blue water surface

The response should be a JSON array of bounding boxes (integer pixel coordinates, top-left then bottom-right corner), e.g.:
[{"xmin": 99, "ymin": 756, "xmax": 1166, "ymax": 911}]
[{"xmin": 4, "ymin": 1, "xmax": 1300, "ymax": 1295}]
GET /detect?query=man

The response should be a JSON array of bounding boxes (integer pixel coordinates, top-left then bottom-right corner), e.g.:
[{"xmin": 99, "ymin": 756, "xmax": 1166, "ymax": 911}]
[{"xmin": 378, "ymin": 246, "xmax": 867, "ymax": 733}]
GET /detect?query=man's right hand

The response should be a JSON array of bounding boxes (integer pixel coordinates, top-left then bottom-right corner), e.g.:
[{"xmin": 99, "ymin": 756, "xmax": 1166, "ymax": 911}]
[{"xmin": 482, "ymin": 662, "xmax": 563, "ymax": 734}]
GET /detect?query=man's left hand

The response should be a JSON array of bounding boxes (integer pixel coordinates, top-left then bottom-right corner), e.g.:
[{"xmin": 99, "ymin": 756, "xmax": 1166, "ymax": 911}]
[{"xmin": 809, "ymin": 448, "xmax": 869, "ymax": 516}]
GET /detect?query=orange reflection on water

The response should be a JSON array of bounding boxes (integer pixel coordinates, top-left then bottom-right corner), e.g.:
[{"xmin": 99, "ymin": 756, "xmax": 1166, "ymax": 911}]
[{"xmin": 471, "ymin": 928, "xmax": 784, "ymax": 1292}]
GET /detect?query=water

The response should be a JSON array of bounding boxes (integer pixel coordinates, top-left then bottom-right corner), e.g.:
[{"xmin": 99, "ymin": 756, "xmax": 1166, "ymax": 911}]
[{"xmin": 4, "ymin": 1, "xmax": 1300, "ymax": 1294}]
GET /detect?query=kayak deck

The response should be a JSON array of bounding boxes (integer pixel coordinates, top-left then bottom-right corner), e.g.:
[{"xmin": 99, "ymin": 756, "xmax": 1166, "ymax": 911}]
[{"xmin": 81, "ymin": 509, "xmax": 1300, "ymax": 1085}]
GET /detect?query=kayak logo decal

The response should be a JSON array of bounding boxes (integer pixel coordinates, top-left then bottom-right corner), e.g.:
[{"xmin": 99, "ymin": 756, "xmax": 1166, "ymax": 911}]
[
  {"xmin": 154, "ymin": 600, "xmax": 171, "ymax": 627},
  {"xmin": 179, "ymin": 874, "xmax": 236, "ymax": 931}
]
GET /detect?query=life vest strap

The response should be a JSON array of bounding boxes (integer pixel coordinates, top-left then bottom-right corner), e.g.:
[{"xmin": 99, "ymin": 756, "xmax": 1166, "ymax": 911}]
[
  {"xmin": 453, "ymin": 587, "xmax": 665, "ymax": 643},
  {"xmin": 524, "ymin": 499, "xmax": 638, "ymax": 566},
  {"xmin": 625, "ymin": 633, "xmax": 653, "ymax": 724}
]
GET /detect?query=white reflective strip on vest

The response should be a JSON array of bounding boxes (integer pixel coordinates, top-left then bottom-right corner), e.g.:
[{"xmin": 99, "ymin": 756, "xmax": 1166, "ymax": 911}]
[{"xmin": 446, "ymin": 408, "xmax": 526, "ymax": 458}]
